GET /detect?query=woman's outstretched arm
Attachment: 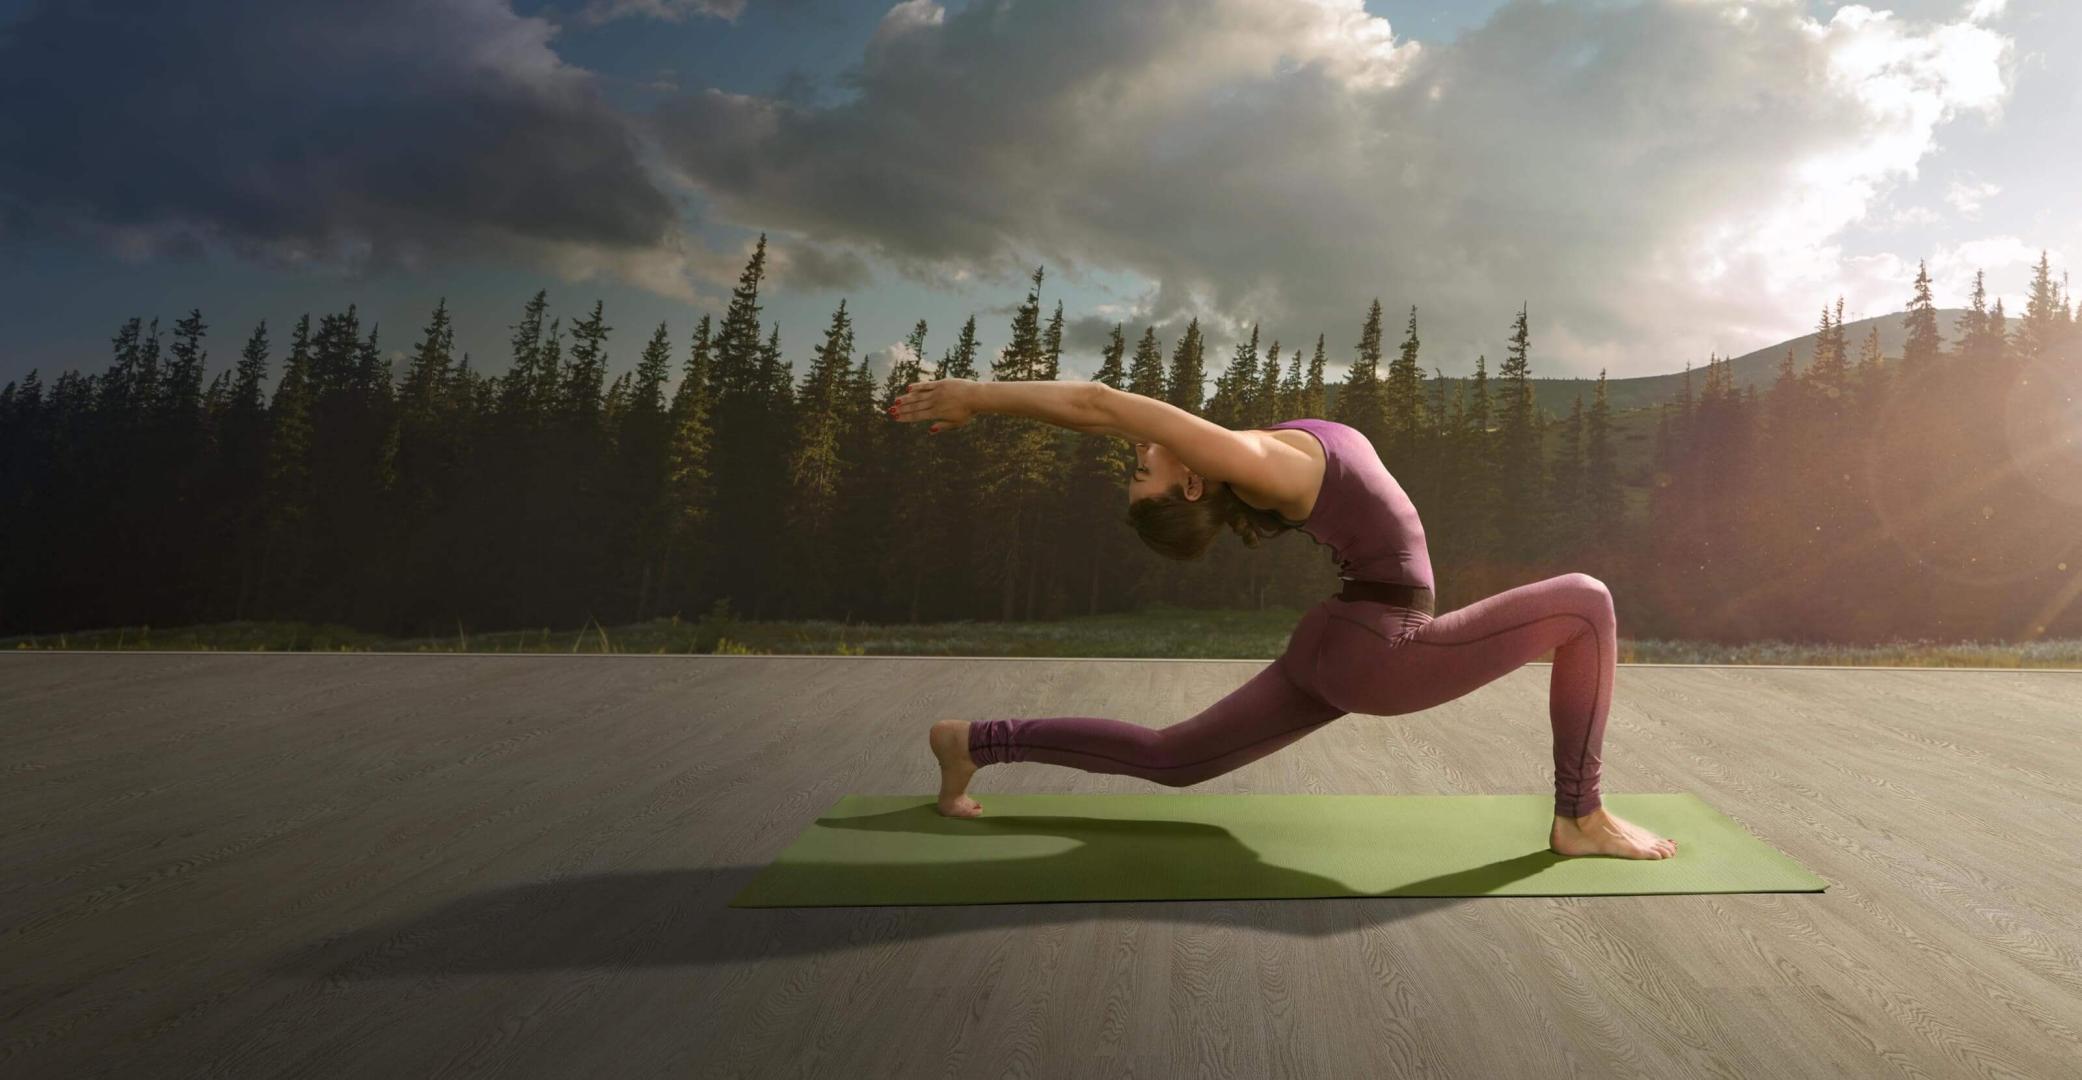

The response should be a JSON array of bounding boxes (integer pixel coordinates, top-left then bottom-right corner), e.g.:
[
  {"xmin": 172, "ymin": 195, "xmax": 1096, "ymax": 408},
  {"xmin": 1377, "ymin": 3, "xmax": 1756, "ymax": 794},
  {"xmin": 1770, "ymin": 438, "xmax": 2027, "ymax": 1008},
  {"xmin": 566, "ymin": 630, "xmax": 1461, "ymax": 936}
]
[
  {"xmin": 892, "ymin": 378, "xmax": 1122, "ymax": 435},
  {"xmin": 972, "ymin": 380, "xmax": 1113, "ymax": 430}
]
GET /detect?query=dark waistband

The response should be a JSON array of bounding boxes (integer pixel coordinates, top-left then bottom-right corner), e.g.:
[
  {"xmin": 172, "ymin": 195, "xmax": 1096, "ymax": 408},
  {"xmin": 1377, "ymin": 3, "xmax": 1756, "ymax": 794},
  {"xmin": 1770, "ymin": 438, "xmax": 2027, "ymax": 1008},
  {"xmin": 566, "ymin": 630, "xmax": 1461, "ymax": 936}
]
[{"xmin": 1337, "ymin": 578, "xmax": 1435, "ymax": 615}]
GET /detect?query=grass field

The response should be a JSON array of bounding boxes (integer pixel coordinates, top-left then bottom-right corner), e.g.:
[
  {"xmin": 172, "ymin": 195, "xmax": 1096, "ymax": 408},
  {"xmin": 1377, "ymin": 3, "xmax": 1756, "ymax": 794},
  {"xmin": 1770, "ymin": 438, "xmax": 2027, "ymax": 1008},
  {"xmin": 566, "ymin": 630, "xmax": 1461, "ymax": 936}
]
[{"xmin": 7, "ymin": 604, "xmax": 2081, "ymax": 668}]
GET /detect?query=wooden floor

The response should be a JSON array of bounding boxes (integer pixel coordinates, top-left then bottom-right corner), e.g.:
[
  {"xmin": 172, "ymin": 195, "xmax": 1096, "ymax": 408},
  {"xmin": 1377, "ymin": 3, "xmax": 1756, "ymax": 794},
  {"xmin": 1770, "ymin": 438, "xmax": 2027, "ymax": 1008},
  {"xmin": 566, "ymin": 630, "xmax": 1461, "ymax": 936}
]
[{"xmin": 2, "ymin": 653, "xmax": 2079, "ymax": 1079}]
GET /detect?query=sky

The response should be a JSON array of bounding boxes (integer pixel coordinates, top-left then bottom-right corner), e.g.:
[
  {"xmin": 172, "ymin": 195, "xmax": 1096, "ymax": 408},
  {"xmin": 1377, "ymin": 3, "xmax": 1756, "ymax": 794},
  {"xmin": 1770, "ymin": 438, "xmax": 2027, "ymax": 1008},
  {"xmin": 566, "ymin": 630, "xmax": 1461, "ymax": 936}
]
[{"xmin": 0, "ymin": 0, "xmax": 2073, "ymax": 393}]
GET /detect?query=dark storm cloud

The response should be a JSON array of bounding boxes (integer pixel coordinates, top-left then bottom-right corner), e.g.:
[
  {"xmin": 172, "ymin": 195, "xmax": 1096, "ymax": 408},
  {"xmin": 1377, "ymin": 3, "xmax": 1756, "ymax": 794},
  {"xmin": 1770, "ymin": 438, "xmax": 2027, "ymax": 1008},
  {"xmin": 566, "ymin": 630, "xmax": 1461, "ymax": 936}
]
[
  {"xmin": 0, "ymin": 0, "xmax": 680, "ymax": 281},
  {"xmin": 767, "ymin": 239, "xmax": 874, "ymax": 291},
  {"xmin": 1062, "ymin": 313, "xmax": 1119, "ymax": 355},
  {"xmin": 578, "ymin": 0, "xmax": 746, "ymax": 25}
]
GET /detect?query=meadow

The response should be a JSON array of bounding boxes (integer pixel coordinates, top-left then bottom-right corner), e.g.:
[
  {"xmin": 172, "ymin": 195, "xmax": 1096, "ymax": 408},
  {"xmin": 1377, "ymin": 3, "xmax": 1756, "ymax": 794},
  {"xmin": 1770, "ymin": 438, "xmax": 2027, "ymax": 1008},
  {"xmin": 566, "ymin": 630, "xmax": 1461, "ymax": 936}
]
[{"xmin": 9, "ymin": 605, "xmax": 2080, "ymax": 668}]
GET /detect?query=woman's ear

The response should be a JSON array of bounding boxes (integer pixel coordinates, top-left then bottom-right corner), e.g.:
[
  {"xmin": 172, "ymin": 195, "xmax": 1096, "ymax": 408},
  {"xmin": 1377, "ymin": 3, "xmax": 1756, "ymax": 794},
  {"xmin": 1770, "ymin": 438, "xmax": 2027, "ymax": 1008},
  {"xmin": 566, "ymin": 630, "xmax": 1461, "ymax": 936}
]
[{"xmin": 1183, "ymin": 472, "xmax": 1204, "ymax": 501}]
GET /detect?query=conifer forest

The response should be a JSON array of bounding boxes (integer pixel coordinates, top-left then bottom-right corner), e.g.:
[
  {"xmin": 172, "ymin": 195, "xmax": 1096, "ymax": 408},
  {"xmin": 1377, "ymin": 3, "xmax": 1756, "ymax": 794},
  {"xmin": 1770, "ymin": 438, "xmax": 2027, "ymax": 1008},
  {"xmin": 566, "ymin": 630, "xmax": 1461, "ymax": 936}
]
[{"xmin": 2, "ymin": 237, "xmax": 2077, "ymax": 647}]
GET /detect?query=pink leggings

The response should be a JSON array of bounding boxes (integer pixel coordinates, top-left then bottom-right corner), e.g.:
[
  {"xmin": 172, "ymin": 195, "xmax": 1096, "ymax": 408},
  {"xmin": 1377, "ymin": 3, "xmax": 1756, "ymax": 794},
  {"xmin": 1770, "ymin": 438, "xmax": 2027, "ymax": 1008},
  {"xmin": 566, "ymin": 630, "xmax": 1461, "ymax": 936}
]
[{"xmin": 967, "ymin": 573, "xmax": 1617, "ymax": 817}]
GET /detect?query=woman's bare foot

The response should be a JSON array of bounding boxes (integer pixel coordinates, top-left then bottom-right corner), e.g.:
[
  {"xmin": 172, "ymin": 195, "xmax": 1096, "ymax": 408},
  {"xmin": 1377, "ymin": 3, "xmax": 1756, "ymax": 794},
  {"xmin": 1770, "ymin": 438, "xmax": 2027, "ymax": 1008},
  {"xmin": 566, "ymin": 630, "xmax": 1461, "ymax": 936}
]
[
  {"xmin": 929, "ymin": 719, "xmax": 983, "ymax": 818},
  {"xmin": 1549, "ymin": 806, "xmax": 1677, "ymax": 859}
]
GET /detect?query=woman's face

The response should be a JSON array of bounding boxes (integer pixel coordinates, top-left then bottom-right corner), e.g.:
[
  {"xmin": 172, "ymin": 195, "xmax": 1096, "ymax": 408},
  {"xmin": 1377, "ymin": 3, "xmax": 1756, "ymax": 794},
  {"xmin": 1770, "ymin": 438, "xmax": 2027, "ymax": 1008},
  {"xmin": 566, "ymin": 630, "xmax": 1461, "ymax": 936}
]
[{"xmin": 1128, "ymin": 441, "xmax": 1203, "ymax": 504}]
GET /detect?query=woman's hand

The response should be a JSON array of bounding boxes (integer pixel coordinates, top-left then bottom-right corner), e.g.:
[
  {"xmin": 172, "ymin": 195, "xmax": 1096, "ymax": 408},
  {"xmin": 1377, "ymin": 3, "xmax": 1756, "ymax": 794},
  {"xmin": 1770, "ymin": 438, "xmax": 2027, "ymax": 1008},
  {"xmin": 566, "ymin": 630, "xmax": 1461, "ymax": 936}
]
[{"xmin": 889, "ymin": 378, "xmax": 978, "ymax": 433}]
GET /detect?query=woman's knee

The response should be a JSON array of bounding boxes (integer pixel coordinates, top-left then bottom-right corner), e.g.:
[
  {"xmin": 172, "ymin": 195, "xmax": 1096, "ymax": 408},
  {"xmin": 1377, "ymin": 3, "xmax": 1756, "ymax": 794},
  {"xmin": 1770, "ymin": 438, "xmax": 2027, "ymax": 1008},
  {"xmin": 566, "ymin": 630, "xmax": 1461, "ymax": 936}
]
[
  {"xmin": 1563, "ymin": 572, "xmax": 1614, "ymax": 614},
  {"xmin": 1142, "ymin": 730, "xmax": 1198, "ymax": 786}
]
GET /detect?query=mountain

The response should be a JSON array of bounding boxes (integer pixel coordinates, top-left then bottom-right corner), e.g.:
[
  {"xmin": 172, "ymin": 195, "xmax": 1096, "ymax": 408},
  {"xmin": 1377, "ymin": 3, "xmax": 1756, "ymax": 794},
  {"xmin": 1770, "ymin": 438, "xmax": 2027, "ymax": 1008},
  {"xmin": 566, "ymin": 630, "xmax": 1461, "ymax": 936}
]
[{"xmin": 1329, "ymin": 308, "xmax": 1970, "ymax": 419}]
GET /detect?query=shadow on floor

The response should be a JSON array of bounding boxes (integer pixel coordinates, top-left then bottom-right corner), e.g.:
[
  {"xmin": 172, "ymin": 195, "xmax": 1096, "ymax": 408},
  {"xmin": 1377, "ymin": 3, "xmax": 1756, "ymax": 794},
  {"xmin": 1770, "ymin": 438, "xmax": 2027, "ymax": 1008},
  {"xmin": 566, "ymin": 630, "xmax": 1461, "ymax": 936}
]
[{"xmin": 275, "ymin": 803, "xmax": 1561, "ymax": 977}]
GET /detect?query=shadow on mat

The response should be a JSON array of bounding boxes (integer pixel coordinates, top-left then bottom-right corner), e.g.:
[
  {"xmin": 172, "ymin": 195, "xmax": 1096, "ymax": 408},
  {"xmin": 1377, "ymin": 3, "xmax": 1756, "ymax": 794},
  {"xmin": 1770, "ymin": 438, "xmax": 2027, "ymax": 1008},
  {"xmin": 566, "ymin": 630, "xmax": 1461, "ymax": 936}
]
[{"xmin": 273, "ymin": 803, "xmax": 1560, "ymax": 977}]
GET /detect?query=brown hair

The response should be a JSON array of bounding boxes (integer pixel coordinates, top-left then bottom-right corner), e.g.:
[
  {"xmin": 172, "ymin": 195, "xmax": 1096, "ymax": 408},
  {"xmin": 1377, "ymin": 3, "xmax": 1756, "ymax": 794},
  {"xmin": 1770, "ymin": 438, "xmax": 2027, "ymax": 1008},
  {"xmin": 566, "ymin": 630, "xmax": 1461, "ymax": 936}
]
[{"xmin": 1125, "ymin": 481, "xmax": 1296, "ymax": 561}]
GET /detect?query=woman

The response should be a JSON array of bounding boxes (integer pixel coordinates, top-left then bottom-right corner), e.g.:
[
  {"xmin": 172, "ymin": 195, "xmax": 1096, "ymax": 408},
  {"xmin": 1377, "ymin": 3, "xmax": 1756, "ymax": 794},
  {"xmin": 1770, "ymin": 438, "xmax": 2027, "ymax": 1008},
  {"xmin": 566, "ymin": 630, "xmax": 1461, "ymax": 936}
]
[{"xmin": 888, "ymin": 376, "xmax": 1675, "ymax": 860}]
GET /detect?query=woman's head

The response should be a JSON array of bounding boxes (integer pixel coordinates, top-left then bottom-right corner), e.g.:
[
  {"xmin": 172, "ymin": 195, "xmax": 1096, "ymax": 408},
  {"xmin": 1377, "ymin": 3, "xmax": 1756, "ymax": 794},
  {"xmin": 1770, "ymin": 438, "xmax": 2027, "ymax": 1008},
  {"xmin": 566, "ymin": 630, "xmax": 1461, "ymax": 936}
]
[{"xmin": 1125, "ymin": 441, "xmax": 1290, "ymax": 560}]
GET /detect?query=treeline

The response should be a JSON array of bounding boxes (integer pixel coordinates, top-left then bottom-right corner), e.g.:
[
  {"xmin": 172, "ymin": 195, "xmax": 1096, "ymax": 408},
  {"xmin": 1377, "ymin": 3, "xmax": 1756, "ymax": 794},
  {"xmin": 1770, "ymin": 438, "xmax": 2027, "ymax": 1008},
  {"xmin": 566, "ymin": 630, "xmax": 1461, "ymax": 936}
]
[{"xmin": 1, "ymin": 239, "xmax": 2077, "ymax": 644}]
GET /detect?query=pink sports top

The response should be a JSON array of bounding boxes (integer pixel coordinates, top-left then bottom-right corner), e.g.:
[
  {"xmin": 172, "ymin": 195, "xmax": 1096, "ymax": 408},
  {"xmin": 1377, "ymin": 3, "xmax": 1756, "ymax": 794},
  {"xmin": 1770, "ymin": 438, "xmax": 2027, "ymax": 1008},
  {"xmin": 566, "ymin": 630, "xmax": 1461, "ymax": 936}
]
[{"xmin": 1256, "ymin": 418, "xmax": 1434, "ymax": 591}]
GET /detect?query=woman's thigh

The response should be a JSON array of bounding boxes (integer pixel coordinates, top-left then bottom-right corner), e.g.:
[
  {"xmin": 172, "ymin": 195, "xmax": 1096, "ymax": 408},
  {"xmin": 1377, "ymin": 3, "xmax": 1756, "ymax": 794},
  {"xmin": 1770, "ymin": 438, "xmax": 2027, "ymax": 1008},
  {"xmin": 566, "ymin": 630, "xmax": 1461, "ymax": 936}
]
[{"xmin": 1310, "ymin": 575, "xmax": 1609, "ymax": 717}]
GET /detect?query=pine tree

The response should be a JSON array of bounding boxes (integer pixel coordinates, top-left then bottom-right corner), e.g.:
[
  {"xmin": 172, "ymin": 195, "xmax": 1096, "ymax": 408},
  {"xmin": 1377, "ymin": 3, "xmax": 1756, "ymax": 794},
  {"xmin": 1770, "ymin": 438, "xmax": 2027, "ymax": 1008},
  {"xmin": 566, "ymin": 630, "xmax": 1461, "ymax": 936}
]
[
  {"xmin": 1002, "ymin": 267, "xmax": 1048, "ymax": 381},
  {"xmin": 784, "ymin": 300, "xmax": 856, "ymax": 610},
  {"xmin": 1808, "ymin": 299, "xmax": 1849, "ymax": 403},
  {"xmin": 395, "ymin": 299, "xmax": 456, "ymax": 521},
  {"xmin": 563, "ymin": 301, "xmax": 611, "ymax": 421},
  {"xmin": 702, "ymin": 236, "xmax": 779, "ymax": 615},
  {"xmin": 102, "ymin": 316, "xmax": 142, "ymax": 425},
  {"xmin": 2019, "ymin": 250, "xmax": 2062, "ymax": 362},
  {"xmin": 1548, "ymin": 394, "xmax": 1585, "ymax": 554},
  {"xmin": 715, "ymin": 237, "xmax": 768, "ymax": 399},
  {"xmin": 132, "ymin": 317, "xmax": 163, "ymax": 423},
  {"xmin": 397, "ymin": 301, "xmax": 454, "ymax": 429},
  {"xmin": 941, "ymin": 315, "xmax": 981, "ymax": 380},
  {"xmin": 2061, "ymin": 271, "xmax": 2076, "ymax": 356},
  {"xmin": 602, "ymin": 371, "xmax": 632, "ymax": 434},
  {"xmin": 612, "ymin": 319, "xmax": 677, "ymax": 618},
  {"xmin": 1273, "ymin": 341, "xmax": 1303, "ymax": 420},
  {"xmin": 1094, "ymin": 325, "xmax": 1128, "ymax": 390},
  {"xmin": 1127, "ymin": 326, "xmax": 1166, "ymax": 399},
  {"xmin": 1583, "ymin": 369, "xmax": 1620, "ymax": 549},
  {"xmin": 535, "ymin": 318, "xmax": 565, "ymax": 419},
  {"xmin": 1463, "ymin": 353, "xmax": 1497, "ymax": 559},
  {"xmin": 356, "ymin": 319, "xmax": 393, "ymax": 410},
  {"xmin": 224, "ymin": 321, "xmax": 272, "ymax": 508},
  {"xmin": 924, "ymin": 314, "xmax": 983, "ymax": 617},
  {"xmin": 1988, "ymin": 297, "xmax": 2008, "ymax": 361},
  {"xmin": 1042, "ymin": 299, "xmax": 1065, "ymax": 382},
  {"xmin": 1385, "ymin": 305, "xmax": 1427, "ymax": 462},
  {"xmin": 1251, "ymin": 335, "xmax": 1282, "ymax": 429},
  {"xmin": 902, "ymin": 320, "xmax": 929, "ymax": 389},
  {"xmin": 257, "ymin": 314, "xmax": 316, "ymax": 615},
  {"xmin": 1209, "ymin": 323, "xmax": 1260, "ymax": 428},
  {"xmin": 799, "ymin": 303, "xmax": 874, "ymax": 620},
  {"xmin": 1903, "ymin": 260, "xmax": 1943, "ymax": 373},
  {"xmin": 165, "ymin": 308, "xmax": 208, "ymax": 421},
  {"xmin": 1852, "ymin": 324, "xmax": 1885, "ymax": 418},
  {"xmin": 880, "ymin": 319, "xmax": 932, "ymax": 620},
  {"xmin": 761, "ymin": 325, "xmax": 792, "ymax": 408},
  {"xmin": 671, "ymin": 318, "xmax": 714, "ymax": 421},
  {"xmin": 1165, "ymin": 318, "xmax": 1205, "ymax": 413},
  {"xmin": 660, "ymin": 316, "xmax": 717, "ymax": 614},
  {"xmin": 1338, "ymin": 300, "xmax": 1386, "ymax": 441},
  {"xmin": 984, "ymin": 268, "xmax": 1061, "ymax": 619},
  {"xmin": 1956, "ymin": 270, "xmax": 1996, "ymax": 365},
  {"xmin": 1303, "ymin": 334, "xmax": 1328, "ymax": 419},
  {"xmin": 632, "ymin": 321, "xmax": 673, "ymax": 418},
  {"xmin": 1492, "ymin": 304, "xmax": 1542, "ymax": 562},
  {"xmin": 499, "ymin": 290, "xmax": 549, "ymax": 419}
]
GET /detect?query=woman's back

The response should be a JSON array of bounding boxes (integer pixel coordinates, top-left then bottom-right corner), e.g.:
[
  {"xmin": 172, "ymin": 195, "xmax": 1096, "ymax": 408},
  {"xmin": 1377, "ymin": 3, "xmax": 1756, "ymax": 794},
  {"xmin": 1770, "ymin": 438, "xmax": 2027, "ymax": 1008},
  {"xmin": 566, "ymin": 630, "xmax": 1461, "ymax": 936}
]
[{"xmin": 1259, "ymin": 418, "xmax": 1433, "ymax": 590}]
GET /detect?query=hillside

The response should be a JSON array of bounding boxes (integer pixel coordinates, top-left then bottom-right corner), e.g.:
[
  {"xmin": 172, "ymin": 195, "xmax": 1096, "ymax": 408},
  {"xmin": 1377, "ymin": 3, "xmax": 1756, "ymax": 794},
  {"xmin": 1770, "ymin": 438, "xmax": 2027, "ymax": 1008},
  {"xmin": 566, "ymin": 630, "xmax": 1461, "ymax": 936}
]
[
  {"xmin": 1307, "ymin": 307, "xmax": 1973, "ymax": 502},
  {"xmin": 1323, "ymin": 307, "xmax": 1969, "ymax": 421}
]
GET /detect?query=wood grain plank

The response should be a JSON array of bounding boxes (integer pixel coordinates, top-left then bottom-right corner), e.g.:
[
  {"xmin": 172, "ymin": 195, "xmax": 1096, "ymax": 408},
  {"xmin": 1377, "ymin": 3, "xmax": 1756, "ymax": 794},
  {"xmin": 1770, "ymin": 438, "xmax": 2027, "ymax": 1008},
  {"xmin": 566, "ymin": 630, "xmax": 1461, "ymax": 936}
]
[{"xmin": 0, "ymin": 653, "xmax": 2075, "ymax": 1079}]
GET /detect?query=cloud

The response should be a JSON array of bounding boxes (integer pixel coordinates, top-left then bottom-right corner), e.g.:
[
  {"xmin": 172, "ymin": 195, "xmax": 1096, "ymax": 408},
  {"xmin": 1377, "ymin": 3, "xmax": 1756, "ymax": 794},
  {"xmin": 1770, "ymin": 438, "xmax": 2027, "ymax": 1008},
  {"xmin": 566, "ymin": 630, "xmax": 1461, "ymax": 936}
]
[
  {"xmin": 577, "ymin": 0, "xmax": 746, "ymax": 25},
  {"xmin": 767, "ymin": 240, "xmax": 875, "ymax": 291},
  {"xmin": 1062, "ymin": 313, "xmax": 1119, "ymax": 355},
  {"xmin": 647, "ymin": 0, "xmax": 2014, "ymax": 376},
  {"xmin": 1815, "ymin": 232, "xmax": 2056, "ymax": 327},
  {"xmin": 1925, "ymin": 234, "xmax": 2055, "ymax": 308},
  {"xmin": 862, "ymin": 340, "xmax": 920, "ymax": 382},
  {"xmin": 1945, "ymin": 175, "xmax": 2001, "ymax": 217},
  {"xmin": 0, "ymin": 0, "xmax": 698, "ymax": 298},
  {"xmin": 1878, "ymin": 204, "xmax": 1943, "ymax": 229}
]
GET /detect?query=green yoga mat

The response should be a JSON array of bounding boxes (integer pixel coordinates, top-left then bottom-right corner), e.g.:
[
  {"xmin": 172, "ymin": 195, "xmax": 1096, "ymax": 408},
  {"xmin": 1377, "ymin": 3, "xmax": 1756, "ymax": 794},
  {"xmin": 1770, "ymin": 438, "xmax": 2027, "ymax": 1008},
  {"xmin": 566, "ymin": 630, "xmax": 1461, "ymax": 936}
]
[{"xmin": 729, "ymin": 792, "xmax": 1827, "ymax": 907}]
